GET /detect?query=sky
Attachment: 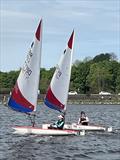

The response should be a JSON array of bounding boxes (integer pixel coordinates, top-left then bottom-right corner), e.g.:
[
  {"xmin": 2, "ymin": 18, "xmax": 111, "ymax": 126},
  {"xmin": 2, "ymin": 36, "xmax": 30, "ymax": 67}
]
[{"xmin": 0, "ymin": 0, "xmax": 120, "ymax": 72}]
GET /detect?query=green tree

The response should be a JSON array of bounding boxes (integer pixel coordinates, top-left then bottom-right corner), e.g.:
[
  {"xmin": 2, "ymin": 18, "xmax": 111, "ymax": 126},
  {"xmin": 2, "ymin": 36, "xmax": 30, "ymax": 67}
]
[
  {"xmin": 70, "ymin": 61, "xmax": 91, "ymax": 94},
  {"xmin": 93, "ymin": 53, "xmax": 117, "ymax": 63},
  {"xmin": 109, "ymin": 61, "xmax": 120, "ymax": 92},
  {"xmin": 39, "ymin": 67, "xmax": 55, "ymax": 93},
  {"xmin": 86, "ymin": 61, "xmax": 113, "ymax": 93},
  {"xmin": 116, "ymin": 63, "xmax": 120, "ymax": 93}
]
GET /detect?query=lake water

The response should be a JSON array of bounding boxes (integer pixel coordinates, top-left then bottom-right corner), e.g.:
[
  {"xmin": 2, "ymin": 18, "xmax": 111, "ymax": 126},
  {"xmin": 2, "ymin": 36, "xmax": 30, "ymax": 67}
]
[{"xmin": 0, "ymin": 104, "xmax": 120, "ymax": 160}]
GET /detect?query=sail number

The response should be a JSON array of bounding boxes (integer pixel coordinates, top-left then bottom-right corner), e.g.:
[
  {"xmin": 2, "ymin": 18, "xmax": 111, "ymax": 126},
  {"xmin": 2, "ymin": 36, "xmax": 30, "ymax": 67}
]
[
  {"xmin": 22, "ymin": 49, "xmax": 33, "ymax": 78},
  {"xmin": 56, "ymin": 65, "xmax": 62, "ymax": 79}
]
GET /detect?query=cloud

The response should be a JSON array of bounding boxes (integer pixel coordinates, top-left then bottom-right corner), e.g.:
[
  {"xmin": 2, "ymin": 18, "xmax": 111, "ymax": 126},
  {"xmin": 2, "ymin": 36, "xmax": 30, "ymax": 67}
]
[
  {"xmin": 0, "ymin": 9, "xmax": 35, "ymax": 19},
  {"xmin": 0, "ymin": 0, "xmax": 119, "ymax": 71}
]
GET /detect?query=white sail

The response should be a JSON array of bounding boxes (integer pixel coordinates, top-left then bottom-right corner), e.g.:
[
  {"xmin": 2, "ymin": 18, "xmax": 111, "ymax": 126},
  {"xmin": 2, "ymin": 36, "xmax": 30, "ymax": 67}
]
[
  {"xmin": 8, "ymin": 20, "xmax": 42, "ymax": 113},
  {"xmin": 44, "ymin": 31, "xmax": 75, "ymax": 112}
]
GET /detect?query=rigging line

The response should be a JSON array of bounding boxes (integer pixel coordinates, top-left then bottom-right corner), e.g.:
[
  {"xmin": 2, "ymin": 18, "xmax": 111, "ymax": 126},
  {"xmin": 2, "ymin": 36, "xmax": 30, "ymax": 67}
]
[
  {"xmin": 26, "ymin": 112, "xmax": 36, "ymax": 127},
  {"xmin": 7, "ymin": 105, "xmax": 34, "ymax": 126}
]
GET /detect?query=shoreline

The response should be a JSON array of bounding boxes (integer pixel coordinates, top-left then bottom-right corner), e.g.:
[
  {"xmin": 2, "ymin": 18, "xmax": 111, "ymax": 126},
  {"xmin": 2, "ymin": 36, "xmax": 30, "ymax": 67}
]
[
  {"xmin": 0, "ymin": 94, "xmax": 120, "ymax": 105},
  {"xmin": 37, "ymin": 101, "xmax": 120, "ymax": 105},
  {"xmin": 38, "ymin": 94, "xmax": 120, "ymax": 105}
]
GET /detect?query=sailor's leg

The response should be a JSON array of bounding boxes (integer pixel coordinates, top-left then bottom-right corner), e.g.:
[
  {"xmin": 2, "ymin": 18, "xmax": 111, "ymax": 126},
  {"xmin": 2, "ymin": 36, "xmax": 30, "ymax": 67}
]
[{"xmin": 48, "ymin": 124, "xmax": 57, "ymax": 129}]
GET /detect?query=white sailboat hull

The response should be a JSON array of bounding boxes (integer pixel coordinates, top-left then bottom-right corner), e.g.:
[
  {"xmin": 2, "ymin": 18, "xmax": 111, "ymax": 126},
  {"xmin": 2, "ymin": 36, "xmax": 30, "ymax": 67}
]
[
  {"xmin": 12, "ymin": 126, "xmax": 78, "ymax": 136},
  {"xmin": 64, "ymin": 123, "xmax": 106, "ymax": 131},
  {"xmin": 42, "ymin": 123, "xmax": 112, "ymax": 132},
  {"xmin": 64, "ymin": 123, "xmax": 112, "ymax": 132}
]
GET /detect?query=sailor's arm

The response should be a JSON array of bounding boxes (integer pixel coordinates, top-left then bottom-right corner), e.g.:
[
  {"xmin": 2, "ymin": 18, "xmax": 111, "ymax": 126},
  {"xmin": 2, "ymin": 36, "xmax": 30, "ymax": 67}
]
[
  {"xmin": 77, "ymin": 118, "xmax": 80, "ymax": 124},
  {"xmin": 82, "ymin": 117, "xmax": 89, "ymax": 123},
  {"xmin": 85, "ymin": 117, "xmax": 89, "ymax": 122}
]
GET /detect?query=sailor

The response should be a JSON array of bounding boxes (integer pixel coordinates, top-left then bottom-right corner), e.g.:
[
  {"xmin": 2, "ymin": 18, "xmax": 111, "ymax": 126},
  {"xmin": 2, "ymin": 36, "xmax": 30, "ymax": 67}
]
[
  {"xmin": 48, "ymin": 114, "xmax": 65, "ymax": 129},
  {"xmin": 78, "ymin": 111, "xmax": 89, "ymax": 125}
]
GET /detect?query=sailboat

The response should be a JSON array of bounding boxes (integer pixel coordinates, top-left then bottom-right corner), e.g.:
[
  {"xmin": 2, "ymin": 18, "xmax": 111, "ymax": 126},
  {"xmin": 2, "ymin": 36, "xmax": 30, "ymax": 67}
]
[
  {"xmin": 42, "ymin": 31, "xmax": 75, "ymax": 129},
  {"xmin": 42, "ymin": 30, "xmax": 112, "ymax": 133},
  {"xmin": 8, "ymin": 20, "xmax": 78, "ymax": 135}
]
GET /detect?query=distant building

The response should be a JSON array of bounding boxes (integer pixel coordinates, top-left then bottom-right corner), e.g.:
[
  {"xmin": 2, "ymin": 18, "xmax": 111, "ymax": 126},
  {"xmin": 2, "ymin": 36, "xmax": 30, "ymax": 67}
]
[
  {"xmin": 99, "ymin": 91, "xmax": 111, "ymax": 95},
  {"xmin": 68, "ymin": 91, "xmax": 78, "ymax": 95}
]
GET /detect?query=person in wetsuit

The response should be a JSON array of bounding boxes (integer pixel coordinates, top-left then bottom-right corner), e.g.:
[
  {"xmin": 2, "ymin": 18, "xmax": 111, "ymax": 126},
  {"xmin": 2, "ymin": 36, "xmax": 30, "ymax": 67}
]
[
  {"xmin": 48, "ymin": 114, "xmax": 65, "ymax": 129},
  {"xmin": 78, "ymin": 111, "xmax": 89, "ymax": 125}
]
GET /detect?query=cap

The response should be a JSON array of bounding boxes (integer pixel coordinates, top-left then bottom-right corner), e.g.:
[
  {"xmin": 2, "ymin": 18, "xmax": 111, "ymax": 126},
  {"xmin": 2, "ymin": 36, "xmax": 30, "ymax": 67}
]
[{"xmin": 58, "ymin": 115, "xmax": 64, "ymax": 119}]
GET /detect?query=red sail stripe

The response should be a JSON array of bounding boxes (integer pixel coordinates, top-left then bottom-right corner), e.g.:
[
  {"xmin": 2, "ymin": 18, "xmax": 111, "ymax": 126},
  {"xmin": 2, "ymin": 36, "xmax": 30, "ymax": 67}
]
[
  {"xmin": 11, "ymin": 82, "xmax": 34, "ymax": 111},
  {"xmin": 46, "ymin": 87, "xmax": 64, "ymax": 110},
  {"xmin": 68, "ymin": 30, "xmax": 74, "ymax": 49},
  {"xmin": 35, "ymin": 19, "xmax": 42, "ymax": 41}
]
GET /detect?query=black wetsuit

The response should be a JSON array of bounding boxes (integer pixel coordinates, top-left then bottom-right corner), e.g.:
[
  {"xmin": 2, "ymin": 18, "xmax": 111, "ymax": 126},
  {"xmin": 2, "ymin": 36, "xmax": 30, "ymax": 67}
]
[{"xmin": 80, "ymin": 117, "xmax": 88, "ymax": 125}]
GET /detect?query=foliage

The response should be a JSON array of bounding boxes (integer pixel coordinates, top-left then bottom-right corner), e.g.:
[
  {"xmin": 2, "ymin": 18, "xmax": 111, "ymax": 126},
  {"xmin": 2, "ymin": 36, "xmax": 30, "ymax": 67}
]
[
  {"xmin": 92, "ymin": 52, "xmax": 117, "ymax": 63},
  {"xmin": 86, "ymin": 61, "xmax": 113, "ymax": 93},
  {"xmin": 39, "ymin": 67, "xmax": 55, "ymax": 93},
  {"xmin": 71, "ymin": 61, "xmax": 91, "ymax": 94},
  {"xmin": 115, "ymin": 63, "xmax": 120, "ymax": 93},
  {"xmin": 0, "ymin": 53, "xmax": 119, "ymax": 94}
]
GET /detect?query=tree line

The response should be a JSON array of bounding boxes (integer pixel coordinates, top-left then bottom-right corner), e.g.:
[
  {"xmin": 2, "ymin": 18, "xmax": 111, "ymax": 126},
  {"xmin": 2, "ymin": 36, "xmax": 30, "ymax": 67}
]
[{"xmin": 0, "ymin": 53, "xmax": 120, "ymax": 94}]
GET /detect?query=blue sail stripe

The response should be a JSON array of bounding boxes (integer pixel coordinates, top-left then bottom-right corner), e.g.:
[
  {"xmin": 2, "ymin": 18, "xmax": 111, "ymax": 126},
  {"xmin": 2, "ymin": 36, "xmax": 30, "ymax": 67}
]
[
  {"xmin": 8, "ymin": 97, "xmax": 32, "ymax": 113},
  {"xmin": 44, "ymin": 98, "xmax": 62, "ymax": 112}
]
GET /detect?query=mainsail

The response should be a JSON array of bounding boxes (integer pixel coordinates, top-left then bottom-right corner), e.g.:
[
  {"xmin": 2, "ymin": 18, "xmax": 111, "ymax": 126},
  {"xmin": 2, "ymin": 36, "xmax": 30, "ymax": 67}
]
[
  {"xmin": 44, "ymin": 31, "xmax": 75, "ymax": 112},
  {"xmin": 8, "ymin": 20, "xmax": 42, "ymax": 113}
]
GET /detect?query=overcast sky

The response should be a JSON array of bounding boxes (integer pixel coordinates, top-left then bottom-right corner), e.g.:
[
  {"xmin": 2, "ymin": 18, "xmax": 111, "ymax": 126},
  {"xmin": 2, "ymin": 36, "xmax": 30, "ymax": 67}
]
[{"xmin": 0, "ymin": 0, "xmax": 120, "ymax": 71}]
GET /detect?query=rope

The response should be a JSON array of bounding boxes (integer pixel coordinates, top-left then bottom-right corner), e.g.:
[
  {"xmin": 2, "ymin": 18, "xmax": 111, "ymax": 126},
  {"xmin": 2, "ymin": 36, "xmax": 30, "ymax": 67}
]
[{"xmin": 26, "ymin": 113, "xmax": 36, "ymax": 127}]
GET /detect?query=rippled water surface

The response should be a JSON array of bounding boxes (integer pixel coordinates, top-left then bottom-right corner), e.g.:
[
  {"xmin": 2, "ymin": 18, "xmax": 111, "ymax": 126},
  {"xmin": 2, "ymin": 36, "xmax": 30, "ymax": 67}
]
[{"xmin": 0, "ymin": 104, "xmax": 120, "ymax": 160}]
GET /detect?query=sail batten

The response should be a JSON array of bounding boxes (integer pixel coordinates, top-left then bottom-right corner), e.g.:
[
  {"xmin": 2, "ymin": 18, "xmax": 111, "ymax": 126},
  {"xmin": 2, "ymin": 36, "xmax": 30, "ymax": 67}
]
[
  {"xmin": 8, "ymin": 19, "xmax": 42, "ymax": 113},
  {"xmin": 44, "ymin": 31, "xmax": 75, "ymax": 112}
]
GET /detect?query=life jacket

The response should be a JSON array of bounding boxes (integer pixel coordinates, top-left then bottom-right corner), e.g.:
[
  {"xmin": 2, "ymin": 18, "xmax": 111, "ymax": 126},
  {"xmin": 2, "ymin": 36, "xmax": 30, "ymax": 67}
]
[
  {"xmin": 80, "ymin": 116, "xmax": 89, "ymax": 125},
  {"xmin": 56, "ymin": 119, "xmax": 65, "ymax": 129},
  {"xmin": 80, "ymin": 117, "xmax": 86, "ymax": 122}
]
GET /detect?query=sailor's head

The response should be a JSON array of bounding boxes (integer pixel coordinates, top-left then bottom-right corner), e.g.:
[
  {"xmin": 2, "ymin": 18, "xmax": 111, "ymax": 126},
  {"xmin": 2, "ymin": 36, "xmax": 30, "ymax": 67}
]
[
  {"xmin": 58, "ymin": 115, "xmax": 64, "ymax": 119},
  {"xmin": 81, "ymin": 111, "xmax": 85, "ymax": 115}
]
